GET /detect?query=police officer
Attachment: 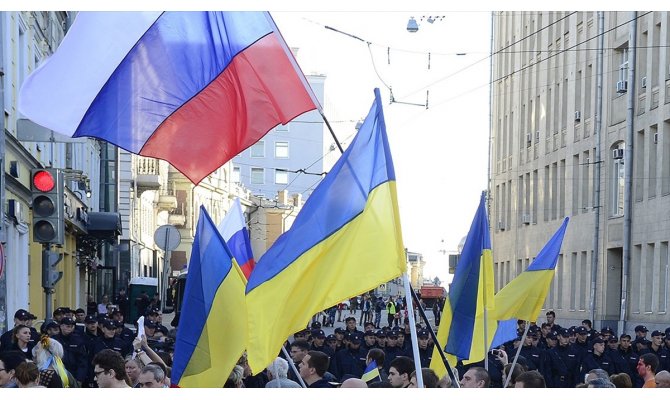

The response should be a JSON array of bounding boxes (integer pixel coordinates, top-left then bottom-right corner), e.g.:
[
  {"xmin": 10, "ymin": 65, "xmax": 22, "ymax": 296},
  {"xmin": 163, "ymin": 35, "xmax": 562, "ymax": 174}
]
[
  {"xmin": 549, "ymin": 328, "xmax": 579, "ymax": 388},
  {"xmin": 382, "ymin": 330, "xmax": 403, "ymax": 371},
  {"xmin": 90, "ymin": 319, "xmax": 131, "ymax": 356},
  {"xmin": 52, "ymin": 317, "xmax": 88, "ymax": 385},
  {"xmin": 639, "ymin": 330, "xmax": 670, "ymax": 373},
  {"xmin": 416, "ymin": 329, "xmax": 433, "ymax": 368},
  {"xmin": 633, "ymin": 325, "xmax": 649, "ymax": 352},
  {"xmin": 146, "ymin": 308, "xmax": 169, "ymax": 337},
  {"xmin": 335, "ymin": 332, "xmax": 367, "ymax": 379},
  {"xmin": 310, "ymin": 329, "xmax": 334, "ymax": 358},
  {"xmin": 519, "ymin": 331, "xmax": 544, "ymax": 372},
  {"xmin": 617, "ymin": 333, "xmax": 642, "ymax": 387},
  {"xmin": 0, "ymin": 309, "xmax": 40, "ymax": 352},
  {"xmin": 574, "ymin": 326, "xmax": 590, "ymax": 356},
  {"xmin": 579, "ymin": 337, "xmax": 614, "ymax": 380},
  {"xmin": 361, "ymin": 330, "xmax": 378, "ymax": 353}
]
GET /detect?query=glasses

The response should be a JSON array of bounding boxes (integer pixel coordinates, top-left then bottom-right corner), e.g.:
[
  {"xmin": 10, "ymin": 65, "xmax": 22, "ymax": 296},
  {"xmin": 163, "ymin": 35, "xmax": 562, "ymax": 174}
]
[{"xmin": 93, "ymin": 369, "xmax": 107, "ymax": 378}]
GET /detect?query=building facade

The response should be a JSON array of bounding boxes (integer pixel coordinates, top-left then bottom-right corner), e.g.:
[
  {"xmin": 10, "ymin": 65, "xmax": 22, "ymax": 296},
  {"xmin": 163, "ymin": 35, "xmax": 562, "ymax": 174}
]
[{"xmin": 491, "ymin": 11, "xmax": 670, "ymax": 334}]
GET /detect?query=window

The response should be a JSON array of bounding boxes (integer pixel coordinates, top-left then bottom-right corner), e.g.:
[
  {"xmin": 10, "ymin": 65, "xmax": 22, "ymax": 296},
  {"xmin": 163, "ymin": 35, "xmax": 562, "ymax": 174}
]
[
  {"xmin": 275, "ymin": 142, "xmax": 289, "ymax": 158},
  {"xmin": 232, "ymin": 167, "xmax": 240, "ymax": 183},
  {"xmin": 275, "ymin": 169, "xmax": 288, "ymax": 184},
  {"xmin": 250, "ymin": 141, "xmax": 265, "ymax": 158},
  {"xmin": 611, "ymin": 143, "xmax": 625, "ymax": 216},
  {"xmin": 250, "ymin": 168, "xmax": 264, "ymax": 184}
]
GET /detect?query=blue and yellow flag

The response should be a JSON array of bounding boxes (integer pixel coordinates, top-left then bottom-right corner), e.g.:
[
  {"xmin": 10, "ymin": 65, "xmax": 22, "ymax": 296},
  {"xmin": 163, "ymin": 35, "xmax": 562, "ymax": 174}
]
[
  {"xmin": 171, "ymin": 206, "xmax": 248, "ymax": 387},
  {"xmin": 494, "ymin": 217, "xmax": 569, "ymax": 322},
  {"xmin": 362, "ymin": 360, "xmax": 381, "ymax": 383},
  {"xmin": 430, "ymin": 192, "xmax": 497, "ymax": 377},
  {"xmin": 245, "ymin": 88, "xmax": 406, "ymax": 373}
]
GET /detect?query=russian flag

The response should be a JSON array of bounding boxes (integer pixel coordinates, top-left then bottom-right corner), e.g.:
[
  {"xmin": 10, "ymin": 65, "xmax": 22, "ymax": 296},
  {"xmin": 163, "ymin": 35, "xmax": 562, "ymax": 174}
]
[
  {"xmin": 19, "ymin": 12, "xmax": 318, "ymax": 184},
  {"xmin": 217, "ymin": 198, "xmax": 256, "ymax": 279}
]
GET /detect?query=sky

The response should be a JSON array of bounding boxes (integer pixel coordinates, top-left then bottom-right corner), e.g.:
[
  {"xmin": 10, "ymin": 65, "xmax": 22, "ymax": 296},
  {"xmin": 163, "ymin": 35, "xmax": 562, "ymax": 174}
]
[{"xmin": 272, "ymin": 12, "xmax": 492, "ymax": 285}]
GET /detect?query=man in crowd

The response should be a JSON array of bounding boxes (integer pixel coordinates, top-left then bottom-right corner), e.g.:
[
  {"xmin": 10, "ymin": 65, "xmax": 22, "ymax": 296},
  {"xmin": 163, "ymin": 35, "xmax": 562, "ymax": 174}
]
[
  {"xmin": 299, "ymin": 351, "xmax": 333, "ymax": 388},
  {"xmin": 288, "ymin": 340, "xmax": 309, "ymax": 384},
  {"xmin": 335, "ymin": 332, "xmax": 366, "ymax": 379},
  {"xmin": 514, "ymin": 370, "xmax": 546, "ymax": 388},
  {"xmin": 638, "ymin": 353, "xmax": 660, "ymax": 388},
  {"xmin": 92, "ymin": 349, "xmax": 131, "ymax": 388},
  {"xmin": 265, "ymin": 357, "xmax": 301, "ymax": 388},
  {"xmin": 388, "ymin": 356, "xmax": 414, "ymax": 388},
  {"xmin": 137, "ymin": 363, "xmax": 168, "ymax": 388},
  {"xmin": 580, "ymin": 337, "xmax": 614, "ymax": 379},
  {"xmin": 655, "ymin": 370, "xmax": 670, "ymax": 388},
  {"xmin": 460, "ymin": 366, "xmax": 490, "ymax": 388},
  {"xmin": 639, "ymin": 330, "xmax": 669, "ymax": 373}
]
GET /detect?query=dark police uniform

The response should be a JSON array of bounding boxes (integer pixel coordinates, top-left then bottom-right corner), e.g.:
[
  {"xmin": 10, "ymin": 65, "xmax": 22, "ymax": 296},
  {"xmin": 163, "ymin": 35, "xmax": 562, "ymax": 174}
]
[{"xmin": 53, "ymin": 329, "xmax": 88, "ymax": 384}]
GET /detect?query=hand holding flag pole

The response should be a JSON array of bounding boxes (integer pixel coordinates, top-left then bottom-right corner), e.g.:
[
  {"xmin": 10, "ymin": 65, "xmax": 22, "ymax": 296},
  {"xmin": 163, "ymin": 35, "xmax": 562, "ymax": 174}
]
[
  {"xmin": 503, "ymin": 322, "xmax": 530, "ymax": 388},
  {"xmin": 280, "ymin": 346, "xmax": 306, "ymax": 388}
]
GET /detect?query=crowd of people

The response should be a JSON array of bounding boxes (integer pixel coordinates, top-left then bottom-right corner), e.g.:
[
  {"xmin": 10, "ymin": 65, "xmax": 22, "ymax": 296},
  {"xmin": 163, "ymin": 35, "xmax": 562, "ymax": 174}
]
[{"xmin": 2, "ymin": 292, "xmax": 670, "ymax": 389}]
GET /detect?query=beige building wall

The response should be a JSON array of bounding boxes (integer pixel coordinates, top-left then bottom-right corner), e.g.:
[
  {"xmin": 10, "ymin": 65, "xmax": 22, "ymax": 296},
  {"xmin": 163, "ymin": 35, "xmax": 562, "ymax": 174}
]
[{"xmin": 491, "ymin": 11, "xmax": 670, "ymax": 334}]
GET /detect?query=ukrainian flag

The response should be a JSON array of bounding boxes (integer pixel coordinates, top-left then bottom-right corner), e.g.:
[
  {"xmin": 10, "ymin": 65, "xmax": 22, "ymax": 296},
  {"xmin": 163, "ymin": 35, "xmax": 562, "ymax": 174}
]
[
  {"xmin": 430, "ymin": 193, "xmax": 497, "ymax": 378},
  {"xmin": 494, "ymin": 217, "xmax": 569, "ymax": 322},
  {"xmin": 245, "ymin": 88, "xmax": 406, "ymax": 373},
  {"xmin": 171, "ymin": 206, "xmax": 248, "ymax": 387},
  {"xmin": 362, "ymin": 360, "xmax": 381, "ymax": 383}
]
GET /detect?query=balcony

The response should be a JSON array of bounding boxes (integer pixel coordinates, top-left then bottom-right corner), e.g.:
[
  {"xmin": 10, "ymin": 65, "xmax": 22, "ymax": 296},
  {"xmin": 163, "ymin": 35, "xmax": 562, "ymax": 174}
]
[
  {"xmin": 157, "ymin": 195, "xmax": 177, "ymax": 211},
  {"xmin": 136, "ymin": 157, "xmax": 162, "ymax": 190}
]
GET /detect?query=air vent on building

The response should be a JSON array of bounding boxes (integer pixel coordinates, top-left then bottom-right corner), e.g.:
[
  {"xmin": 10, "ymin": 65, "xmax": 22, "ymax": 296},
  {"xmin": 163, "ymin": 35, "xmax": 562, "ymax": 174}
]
[
  {"xmin": 616, "ymin": 80, "xmax": 628, "ymax": 93},
  {"xmin": 612, "ymin": 148, "xmax": 624, "ymax": 159},
  {"xmin": 574, "ymin": 110, "xmax": 581, "ymax": 122},
  {"xmin": 521, "ymin": 214, "xmax": 532, "ymax": 224}
]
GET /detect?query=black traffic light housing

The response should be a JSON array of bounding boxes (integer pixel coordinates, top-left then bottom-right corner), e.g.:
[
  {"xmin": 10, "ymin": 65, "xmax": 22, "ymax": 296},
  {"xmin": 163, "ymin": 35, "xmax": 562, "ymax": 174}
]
[{"xmin": 30, "ymin": 168, "xmax": 64, "ymax": 245}]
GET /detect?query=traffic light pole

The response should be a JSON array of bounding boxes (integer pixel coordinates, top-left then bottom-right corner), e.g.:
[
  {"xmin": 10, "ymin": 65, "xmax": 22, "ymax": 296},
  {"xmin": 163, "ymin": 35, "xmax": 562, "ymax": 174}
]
[{"xmin": 42, "ymin": 244, "xmax": 63, "ymax": 320}]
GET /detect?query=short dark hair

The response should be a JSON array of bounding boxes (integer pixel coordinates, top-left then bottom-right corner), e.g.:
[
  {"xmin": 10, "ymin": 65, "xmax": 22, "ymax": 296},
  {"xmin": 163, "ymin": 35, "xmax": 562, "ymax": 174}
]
[
  {"xmin": 389, "ymin": 356, "xmax": 415, "ymax": 377},
  {"xmin": 0, "ymin": 351, "xmax": 28, "ymax": 372},
  {"xmin": 93, "ymin": 349, "xmax": 128, "ymax": 382},
  {"xmin": 467, "ymin": 367, "xmax": 491, "ymax": 388},
  {"xmin": 291, "ymin": 340, "xmax": 310, "ymax": 352},
  {"xmin": 515, "ymin": 370, "xmax": 546, "ymax": 388},
  {"xmin": 306, "ymin": 351, "xmax": 329, "ymax": 377},
  {"xmin": 367, "ymin": 348, "xmax": 385, "ymax": 367},
  {"xmin": 582, "ymin": 319, "xmax": 592, "ymax": 328},
  {"xmin": 345, "ymin": 316, "xmax": 356, "ymax": 323},
  {"xmin": 409, "ymin": 368, "xmax": 439, "ymax": 388},
  {"xmin": 503, "ymin": 362, "xmax": 527, "ymax": 386},
  {"xmin": 546, "ymin": 311, "xmax": 556, "ymax": 317},
  {"xmin": 639, "ymin": 353, "xmax": 659, "ymax": 373}
]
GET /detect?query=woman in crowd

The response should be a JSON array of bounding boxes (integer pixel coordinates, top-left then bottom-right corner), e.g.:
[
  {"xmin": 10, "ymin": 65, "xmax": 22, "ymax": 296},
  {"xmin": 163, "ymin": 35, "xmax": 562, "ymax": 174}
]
[
  {"xmin": 124, "ymin": 356, "xmax": 144, "ymax": 387},
  {"xmin": 32, "ymin": 336, "xmax": 76, "ymax": 388},
  {"xmin": 10, "ymin": 325, "xmax": 33, "ymax": 360},
  {"xmin": 15, "ymin": 361, "xmax": 45, "ymax": 388}
]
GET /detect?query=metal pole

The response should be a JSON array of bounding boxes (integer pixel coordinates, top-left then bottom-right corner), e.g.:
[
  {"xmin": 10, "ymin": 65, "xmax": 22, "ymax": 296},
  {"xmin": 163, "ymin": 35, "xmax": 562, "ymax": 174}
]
[
  {"xmin": 620, "ymin": 11, "xmax": 637, "ymax": 337},
  {"xmin": 589, "ymin": 11, "xmax": 605, "ymax": 325},
  {"xmin": 0, "ymin": 12, "xmax": 7, "ymax": 332},
  {"xmin": 408, "ymin": 288, "xmax": 460, "ymax": 387},
  {"xmin": 280, "ymin": 346, "xmax": 306, "ymax": 388},
  {"xmin": 319, "ymin": 111, "xmax": 344, "ymax": 153},
  {"xmin": 43, "ymin": 245, "xmax": 53, "ymax": 320},
  {"xmin": 503, "ymin": 322, "xmax": 530, "ymax": 388},
  {"xmin": 402, "ymin": 271, "xmax": 424, "ymax": 388},
  {"xmin": 161, "ymin": 230, "xmax": 171, "ymax": 313}
]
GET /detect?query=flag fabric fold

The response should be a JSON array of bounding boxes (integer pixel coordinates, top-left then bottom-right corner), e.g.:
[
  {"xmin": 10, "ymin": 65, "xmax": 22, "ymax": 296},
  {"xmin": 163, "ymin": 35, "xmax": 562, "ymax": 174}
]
[
  {"xmin": 19, "ymin": 11, "xmax": 318, "ymax": 184},
  {"xmin": 493, "ymin": 217, "xmax": 569, "ymax": 322},
  {"xmin": 361, "ymin": 360, "xmax": 381, "ymax": 383},
  {"xmin": 245, "ymin": 88, "xmax": 406, "ymax": 373},
  {"xmin": 217, "ymin": 198, "xmax": 256, "ymax": 279},
  {"xmin": 171, "ymin": 206, "xmax": 248, "ymax": 387},
  {"xmin": 430, "ymin": 192, "xmax": 497, "ymax": 377}
]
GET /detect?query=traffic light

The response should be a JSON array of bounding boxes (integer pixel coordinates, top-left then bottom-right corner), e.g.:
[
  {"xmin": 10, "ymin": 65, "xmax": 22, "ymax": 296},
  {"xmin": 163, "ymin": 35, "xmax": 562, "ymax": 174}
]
[
  {"xmin": 42, "ymin": 249, "xmax": 63, "ymax": 289},
  {"xmin": 31, "ymin": 168, "xmax": 64, "ymax": 245}
]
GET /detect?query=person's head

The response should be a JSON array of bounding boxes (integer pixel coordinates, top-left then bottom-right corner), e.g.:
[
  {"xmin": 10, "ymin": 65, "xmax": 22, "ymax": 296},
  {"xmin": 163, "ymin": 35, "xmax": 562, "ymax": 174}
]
[
  {"xmin": 634, "ymin": 325, "xmax": 648, "ymax": 338},
  {"xmin": 100, "ymin": 319, "xmax": 117, "ymax": 338},
  {"xmin": 299, "ymin": 351, "xmax": 329, "ymax": 383},
  {"xmin": 591, "ymin": 338, "xmax": 605, "ymax": 355},
  {"xmin": 655, "ymin": 370, "xmax": 670, "ymax": 388},
  {"xmin": 650, "ymin": 330, "xmax": 665, "ymax": 347},
  {"xmin": 619, "ymin": 334, "xmax": 632, "ymax": 350},
  {"xmin": 586, "ymin": 368, "xmax": 609, "ymax": 383},
  {"xmin": 607, "ymin": 336, "xmax": 618, "ymax": 350},
  {"xmin": 460, "ymin": 366, "xmax": 490, "ymax": 388},
  {"xmin": 137, "ymin": 363, "xmax": 167, "ymax": 388},
  {"xmin": 388, "ymin": 356, "xmax": 415, "ymax": 388},
  {"xmin": 0, "ymin": 351, "xmax": 28, "ymax": 387},
  {"xmin": 349, "ymin": 333, "xmax": 363, "ymax": 350},
  {"xmin": 364, "ymin": 331, "xmax": 377, "ymax": 347},
  {"xmin": 637, "ymin": 353, "xmax": 659, "ymax": 378},
  {"xmin": 364, "ymin": 322, "xmax": 375, "ymax": 332},
  {"xmin": 514, "ymin": 370, "xmax": 546, "ymax": 388},
  {"xmin": 408, "ymin": 368, "xmax": 439, "ymax": 388},
  {"xmin": 417, "ymin": 329, "xmax": 430, "ymax": 349},
  {"xmin": 266, "ymin": 357, "xmax": 289, "ymax": 381},
  {"xmin": 101, "ymin": 294, "xmax": 109, "ymax": 304},
  {"xmin": 93, "ymin": 349, "xmax": 128, "ymax": 388},
  {"xmin": 290, "ymin": 340, "xmax": 309, "ymax": 363},
  {"xmin": 340, "ymin": 378, "xmax": 368, "ymax": 388},
  {"xmin": 502, "ymin": 362, "xmax": 527, "ymax": 387},
  {"xmin": 75, "ymin": 309, "xmax": 86, "ymax": 323},
  {"xmin": 14, "ymin": 361, "xmax": 40, "ymax": 387},
  {"xmin": 375, "ymin": 331, "xmax": 387, "ymax": 347},
  {"xmin": 85, "ymin": 315, "xmax": 98, "ymax": 332},
  {"xmin": 586, "ymin": 377, "xmax": 615, "ymax": 388},
  {"xmin": 366, "ymin": 348, "xmax": 385, "ymax": 369},
  {"xmin": 581, "ymin": 319, "xmax": 592, "ymax": 329},
  {"xmin": 326, "ymin": 334, "xmax": 337, "ymax": 349},
  {"xmin": 224, "ymin": 365, "xmax": 244, "ymax": 388},
  {"xmin": 12, "ymin": 325, "xmax": 31, "ymax": 345},
  {"xmin": 545, "ymin": 310, "xmax": 555, "ymax": 324},
  {"xmin": 124, "ymin": 356, "xmax": 144, "ymax": 383},
  {"xmin": 13, "ymin": 309, "xmax": 35, "ymax": 327},
  {"xmin": 32, "ymin": 336, "xmax": 64, "ymax": 369},
  {"xmin": 609, "ymin": 373, "xmax": 632, "ymax": 388},
  {"xmin": 345, "ymin": 317, "xmax": 356, "ymax": 331},
  {"xmin": 59, "ymin": 317, "xmax": 76, "ymax": 336}
]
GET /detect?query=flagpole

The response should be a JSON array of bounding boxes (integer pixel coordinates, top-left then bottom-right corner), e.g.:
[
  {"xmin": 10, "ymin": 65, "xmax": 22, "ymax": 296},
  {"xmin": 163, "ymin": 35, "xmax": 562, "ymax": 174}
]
[
  {"xmin": 319, "ymin": 111, "xmax": 345, "ymax": 153},
  {"xmin": 503, "ymin": 321, "xmax": 530, "ymax": 388},
  {"xmin": 281, "ymin": 346, "xmax": 307, "ymax": 388},
  {"xmin": 408, "ymin": 288, "xmax": 460, "ymax": 388},
  {"xmin": 403, "ymin": 270, "xmax": 424, "ymax": 388}
]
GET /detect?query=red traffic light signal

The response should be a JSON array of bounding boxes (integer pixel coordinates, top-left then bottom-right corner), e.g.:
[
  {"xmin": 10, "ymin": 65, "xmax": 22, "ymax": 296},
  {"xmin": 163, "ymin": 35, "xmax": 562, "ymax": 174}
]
[{"xmin": 33, "ymin": 170, "xmax": 55, "ymax": 192}]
